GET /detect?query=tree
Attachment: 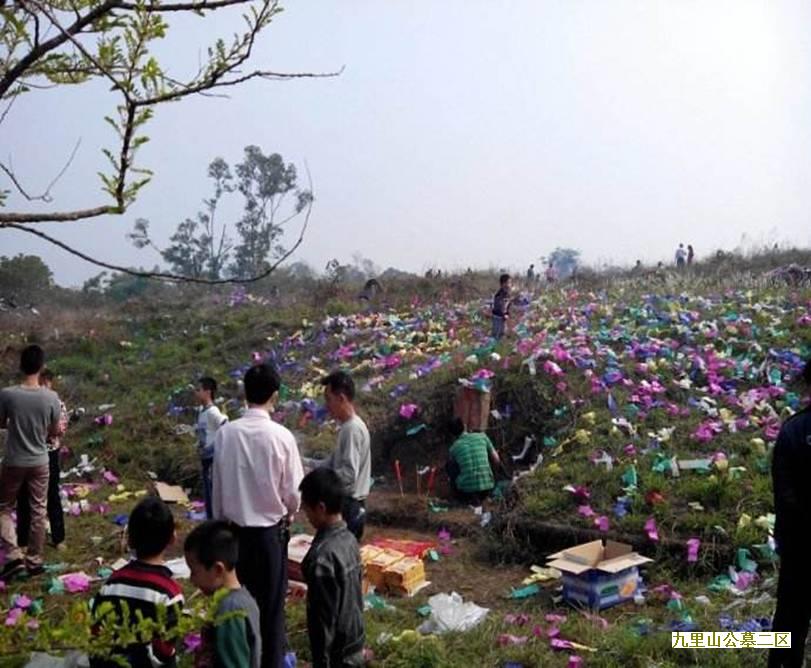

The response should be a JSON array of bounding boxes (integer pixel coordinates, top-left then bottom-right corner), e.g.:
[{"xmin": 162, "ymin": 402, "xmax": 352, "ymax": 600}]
[
  {"xmin": 129, "ymin": 157, "xmax": 234, "ymax": 279},
  {"xmin": 548, "ymin": 247, "xmax": 581, "ymax": 279},
  {"xmin": 129, "ymin": 147, "xmax": 311, "ymax": 280},
  {"xmin": 0, "ymin": 0, "xmax": 336, "ymax": 282},
  {"xmin": 229, "ymin": 146, "xmax": 313, "ymax": 279},
  {"xmin": 0, "ymin": 254, "xmax": 53, "ymax": 295}
]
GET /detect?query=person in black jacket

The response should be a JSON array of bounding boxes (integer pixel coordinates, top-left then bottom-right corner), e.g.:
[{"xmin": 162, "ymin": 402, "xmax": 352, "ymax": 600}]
[
  {"xmin": 300, "ymin": 468, "xmax": 364, "ymax": 668},
  {"xmin": 769, "ymin": 357, "xmax": 811, "ymax": 668},
  {"xmin": 491, "ymin": 273, "xmax": 512, "ymax": 340}
]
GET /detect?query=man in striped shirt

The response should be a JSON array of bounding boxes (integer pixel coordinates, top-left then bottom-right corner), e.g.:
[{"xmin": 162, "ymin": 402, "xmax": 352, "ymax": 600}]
[{"xmin": 90, "ymin": 497, "xmax": 184, "ymax": 668}]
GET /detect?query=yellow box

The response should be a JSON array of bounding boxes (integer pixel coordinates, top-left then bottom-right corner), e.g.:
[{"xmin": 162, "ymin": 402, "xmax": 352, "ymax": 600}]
[{"xmin": 366, "ymin": 549, "xmax": 405, "ymax": 589}]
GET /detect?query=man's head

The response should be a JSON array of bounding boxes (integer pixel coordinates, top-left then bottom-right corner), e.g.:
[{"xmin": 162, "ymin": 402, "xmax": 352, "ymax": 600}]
[
  {"xmin": 321, "ymin": 370, "xmax": 355, "ymax": 422},
  {"xmin": 184, "ymin": 520, "xmax": 239, "ymax": 595},
  {"xmin": 195, "ymin": 377, "xmax": 217, "ymax": 405},
  {"xmin": 529, "ymin": 264, "xmax": 534, "ymax": 270},
  {"xmin": 449, "ymin": 417, "xmax": 465, "ymax": 439},
  {"xmin": 20, "ymin": 344, "xmax": 45, "ymax": 377},
  {"xmin": 128, "ymin": 497, "xmax": 175, "ymax": 560},
  {"xmin": 499, "ymin": 273, "xmax": 511, "ymax": 290},
  {"xmin": 39, "ymin": 368, "xmax": 55, "ymax": 390},
  {"xmin": 243, "ymin": 363, "xmax": 280, "ymax": 407},
  {"xmin": 299, "ymin": 468, "xmax": 344, "ymax": 530}
]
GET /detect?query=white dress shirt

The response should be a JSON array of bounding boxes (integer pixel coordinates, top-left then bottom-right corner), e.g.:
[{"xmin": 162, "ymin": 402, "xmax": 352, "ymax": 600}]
[{"xmin": 212, "ymin": 407, "xmax": 304, "ymax": 527}]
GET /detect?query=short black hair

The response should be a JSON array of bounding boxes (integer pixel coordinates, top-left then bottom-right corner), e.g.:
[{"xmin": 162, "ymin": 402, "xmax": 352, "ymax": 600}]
[
  {"xmin": 499, "ymin": 273, "xmax": 510, "ymax": 286},
  {"xmin": 128, "ymin": 497, "xmax": 175, "ymax": 559},
  {"xmin": 321, "ymin": 370, "xmax": 355, "ymax": 401},
  {"xmin": 299, "ymin": 468, "xmax": 345, "ymax": 514},
  {"xmin": 449, "ymin": 417, "xmax": 465, "ymax": 438},
  {"xmin": 243, "ymin": 363, "xmax": 280, "ymax": 405},
  {"xmin": 198, "ymin": 376, "xmax": 217, "ymax": 399},
  {"xmin": 20, "ymin": 345, "xmax": 45, "ymax": 376},
  {"xmin": 39, "ymin": 368, "xmax": 55, "ymax": 383},
  {"xmin": 184, "ymin": 520, "xmax": 239, "ymax": 570}
]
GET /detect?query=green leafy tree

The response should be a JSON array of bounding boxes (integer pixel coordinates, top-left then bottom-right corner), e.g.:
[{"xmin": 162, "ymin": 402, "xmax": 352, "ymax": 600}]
[
  {"xmin": 129, "ymin": 148, "xmax": 311, "ymax": 280},
  {"xmin": 129, "ymin": 158, "xmax": 234, "ymax": 279},
  {"xmin": 0, "ymin": 254, "xmax": 53, "ymax": 296},
  {"xmin": 0, "ymin": 0, "xmax": 334, "ymax": 282},
  {"xmin": 229, "ymin": 145, "xmax": 313, "ymax": 279},
  {"xmin": 548, "ymin": 247, "xmax": 581, "ymax": 279}
]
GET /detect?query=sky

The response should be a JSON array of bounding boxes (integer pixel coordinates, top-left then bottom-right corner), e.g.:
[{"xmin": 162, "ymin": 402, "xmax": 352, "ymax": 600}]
[{"xmin": 3, "ymin": 0, "xmax": 811, "ymax": 287}]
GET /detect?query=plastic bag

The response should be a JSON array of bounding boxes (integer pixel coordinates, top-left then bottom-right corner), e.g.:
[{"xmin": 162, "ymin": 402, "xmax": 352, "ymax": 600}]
[{"xmin": 417, "ymin": 592, "xmax": 489, "ymax": 634}]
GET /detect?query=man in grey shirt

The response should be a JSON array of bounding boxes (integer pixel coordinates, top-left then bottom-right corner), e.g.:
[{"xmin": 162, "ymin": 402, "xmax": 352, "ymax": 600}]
[
  {"xmin": 320, "ymin": 371, "xmax": 371, "ymax": 541},
  {"xmin": 0, "ymin": 344, "xmax": 61, "ymax": 578}
]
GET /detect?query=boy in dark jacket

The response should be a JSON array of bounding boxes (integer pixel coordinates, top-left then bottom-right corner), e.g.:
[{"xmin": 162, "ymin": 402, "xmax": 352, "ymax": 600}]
[{"xmin": 300, "ymin": 468, "xmax": 364, "ymax": 668}]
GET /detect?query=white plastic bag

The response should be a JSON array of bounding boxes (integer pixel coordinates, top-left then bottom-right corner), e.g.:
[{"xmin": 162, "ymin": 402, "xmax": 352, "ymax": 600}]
[{"xmin": 418, "ymin": 592, "xmax": 489, "ymax": 635}]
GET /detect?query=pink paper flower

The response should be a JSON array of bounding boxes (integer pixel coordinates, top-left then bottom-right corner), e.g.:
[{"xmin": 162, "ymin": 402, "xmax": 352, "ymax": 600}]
[
  {"xmin": 543, "ymin": 361, "xmax": 564, "ymax": 377},
  {"xmin": 398, "ymin": 403, "xmax": 419, "ymax": 419},
  {"xmin": 497, "ymin": 633, "xmax": 529, "ymax": 647},
  {"xmin": 184, "ymin": 632, "xmax": 202, "ymax": 653},
  {"xmin": 61, "ymin": 572, "xmax": 91, "ymax": 593},
  {"xmin": 594, "ymin": 516, "xmax": 610, "ymax": 532},
  {"xmin": 577, "ymin": 505, "xmax": 595, "ymax": 518},
  {"xmin": 12, "ymin": 594, "xmax": 32, "ymax": 610},
  {"xmin": 5, "ymin": 608, "xmax": 23, "ymax": 626},
  {"xmin": 644, "ymin": 517, "xmax": 659, "ymax": 542},
  {"xmin": 686, "ymin": 538, "xmax": 701, "ymax": 563}
]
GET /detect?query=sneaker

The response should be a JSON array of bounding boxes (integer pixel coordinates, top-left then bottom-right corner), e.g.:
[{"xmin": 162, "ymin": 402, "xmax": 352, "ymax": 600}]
[
  {"xmin": 0, "ymin": 559, "xmax": 25, "ymax": 580},
  {"xmin": 26, "ymin": 564, "xmax": 45, "ymax": 577}
]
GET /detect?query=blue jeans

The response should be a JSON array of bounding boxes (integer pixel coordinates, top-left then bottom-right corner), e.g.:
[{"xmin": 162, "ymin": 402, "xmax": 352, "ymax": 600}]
[
  {"xmin": 492, "ymin": 315, "xmax": 506, "ymax": 340},
  {"xmin": 201, "ymin": 457, "xmax": 213, "ymax": 519}
]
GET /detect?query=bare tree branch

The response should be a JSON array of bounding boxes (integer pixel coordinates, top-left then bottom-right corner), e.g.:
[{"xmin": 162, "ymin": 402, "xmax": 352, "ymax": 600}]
[
  {"xmin": 0, "ymin": 138, "xmax": 81, "ymax": 202},
  {"xmin": 120, "ymin": 0, "xmax": 253, "ymax": 11},
  {"xmin": 0, "ymin": 175, "xmax": 312, "ymax": 283},
  {"xmin": 0, "ymin": 206, "xmax": 117, "ymax": 223},
  {"xmin": 134, "ymin": 67, "xmax": 343, "ymax": 107}
]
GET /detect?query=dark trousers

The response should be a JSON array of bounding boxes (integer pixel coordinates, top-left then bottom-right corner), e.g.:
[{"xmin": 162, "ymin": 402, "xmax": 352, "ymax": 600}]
[
  {"xmin": 236, "ymin": 523, "xmax": 289, "ymax": 668},
  {"xmin": 446, "ymin": 460, "xmax": 491, "ymax": 506},
  {"xmin": 17, "ymin": 449, "xmax": 64, "ymax": 547},
  {"xmin": 342, "ymin": 497, "xmax": 366, "ymax": 542},
  {"xmin": 769, "ymin": 549, "xmax": 811, "ymax": 668},
  {"xmin": 200, "ymin": 458, "xmax": 213, "ymax": 520}
]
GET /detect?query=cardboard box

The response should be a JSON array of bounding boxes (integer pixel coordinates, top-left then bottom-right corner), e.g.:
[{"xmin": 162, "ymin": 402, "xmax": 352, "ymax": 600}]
[
  {"xmin": 360, "ymin": 545, "xmax": 384, "ymax": 566},
  {"xmin": 546, "ymin": 540, "xmax": 651, "ymax": 610},
  {"xmin": 454, "ymin": 386, "xmax": 491, "ymax": 432},
  {"xmin": 154, "ymin": 482, "xmax": 189, "ymax": 504},
  {"xmin": 383, "ymin": 556, "xmax": 427, "ymax": 596},
  {"xmin": 366, "ymin": 549, "xmax": 405, "ymax": 590}
]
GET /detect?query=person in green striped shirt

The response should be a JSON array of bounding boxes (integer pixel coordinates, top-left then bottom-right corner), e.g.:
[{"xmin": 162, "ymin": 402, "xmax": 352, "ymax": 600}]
[{"xmin": 446, "ymin": 418, "xmax": 501, "ymax": 505}]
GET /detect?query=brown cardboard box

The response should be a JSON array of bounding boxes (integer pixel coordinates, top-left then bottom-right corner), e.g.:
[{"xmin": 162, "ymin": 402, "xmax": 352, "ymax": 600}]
[
  {"xmin": 546, "ymin": 540, "xmax": 652, "ymax": 610},
  {"xmin": 454, "ymin": 386, "xmax": 491, "ymax": 432}
]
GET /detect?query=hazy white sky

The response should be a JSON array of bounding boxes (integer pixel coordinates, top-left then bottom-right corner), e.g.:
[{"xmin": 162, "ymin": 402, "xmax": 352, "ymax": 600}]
[{"xmin": 4, "ymin": 0, "xmax": 811, "ymax": 286}]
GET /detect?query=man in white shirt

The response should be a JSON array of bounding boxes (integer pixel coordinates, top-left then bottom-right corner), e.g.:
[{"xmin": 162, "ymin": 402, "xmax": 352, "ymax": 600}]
[
  {"xmin": 195, "ymin": 376, "xmax": 228, "ymax": 520},
  {"xmin": 320, "ymin": 371, "xmax": 371, "ymax": 541},
  {"xmin": 213, "ymin": 363, "xmax": 303, "ymax": 668}
]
